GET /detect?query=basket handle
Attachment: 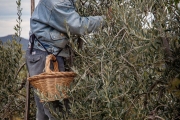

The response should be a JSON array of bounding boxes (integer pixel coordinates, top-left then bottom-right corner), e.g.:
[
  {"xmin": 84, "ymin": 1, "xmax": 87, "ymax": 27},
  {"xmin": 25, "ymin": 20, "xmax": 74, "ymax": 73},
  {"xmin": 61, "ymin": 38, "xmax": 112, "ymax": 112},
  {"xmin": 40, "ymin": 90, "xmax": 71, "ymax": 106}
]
[{"xmin": 45, "ymin": 54, "xmax": 59, "ymax": 73}]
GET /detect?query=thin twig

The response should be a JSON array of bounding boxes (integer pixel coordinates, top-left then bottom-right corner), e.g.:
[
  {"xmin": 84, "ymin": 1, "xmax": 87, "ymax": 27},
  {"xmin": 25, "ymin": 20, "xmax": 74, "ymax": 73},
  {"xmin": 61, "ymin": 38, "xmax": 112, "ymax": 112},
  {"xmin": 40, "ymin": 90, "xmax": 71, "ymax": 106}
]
[
  {"xmin": 14, "ymin": 62, "xmax": 26, "ymax": 79},
  {"xmin": 121, "ymin": 55, "xmax": 139, "ymax": 80}
]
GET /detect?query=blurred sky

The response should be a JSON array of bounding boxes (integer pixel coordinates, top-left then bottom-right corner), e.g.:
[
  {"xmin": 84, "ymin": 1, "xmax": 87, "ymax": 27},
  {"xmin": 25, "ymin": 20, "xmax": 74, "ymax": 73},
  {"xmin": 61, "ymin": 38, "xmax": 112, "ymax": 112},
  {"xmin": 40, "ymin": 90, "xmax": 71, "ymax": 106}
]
[{"xmin": 0, "ymin": 0, "xmax": 39, "ymax": 39}]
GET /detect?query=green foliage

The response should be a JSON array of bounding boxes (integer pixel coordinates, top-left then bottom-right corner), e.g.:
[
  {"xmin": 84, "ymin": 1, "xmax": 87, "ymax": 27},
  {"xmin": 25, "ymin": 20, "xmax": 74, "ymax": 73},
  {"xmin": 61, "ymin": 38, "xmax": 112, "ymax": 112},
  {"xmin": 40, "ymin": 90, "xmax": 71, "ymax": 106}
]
[
  {"xmin": 0, "ymin": 0, "xmax": 29, "ymax": 119},
  {"xmin": 14, "ymin": 0, "xmax": 23, "ymax": 42},
  {"xmin": 0, "ymin": 40, "xmax": 25, "ymax": 119},
  {"xmin": 51, "ymin": 0, "xmax": 180, "ymax": 119}
]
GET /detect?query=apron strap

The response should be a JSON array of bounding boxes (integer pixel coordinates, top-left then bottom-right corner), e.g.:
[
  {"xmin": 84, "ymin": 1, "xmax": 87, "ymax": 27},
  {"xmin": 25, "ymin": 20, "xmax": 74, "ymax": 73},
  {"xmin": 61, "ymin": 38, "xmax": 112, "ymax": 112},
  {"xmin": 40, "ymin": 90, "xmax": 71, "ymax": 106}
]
[{"xmin": 29, "ymin": 34, "xmax": 62, "ymax": 57}]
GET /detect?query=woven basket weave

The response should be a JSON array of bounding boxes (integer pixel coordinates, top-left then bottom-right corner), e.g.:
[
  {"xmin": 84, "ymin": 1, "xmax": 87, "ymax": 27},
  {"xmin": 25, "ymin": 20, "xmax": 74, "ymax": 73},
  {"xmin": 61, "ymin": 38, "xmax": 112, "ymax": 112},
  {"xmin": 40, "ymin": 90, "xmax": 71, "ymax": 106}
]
[{"xmin": 28, "ymin": 54, "xmax": 76, "ymax": 102}]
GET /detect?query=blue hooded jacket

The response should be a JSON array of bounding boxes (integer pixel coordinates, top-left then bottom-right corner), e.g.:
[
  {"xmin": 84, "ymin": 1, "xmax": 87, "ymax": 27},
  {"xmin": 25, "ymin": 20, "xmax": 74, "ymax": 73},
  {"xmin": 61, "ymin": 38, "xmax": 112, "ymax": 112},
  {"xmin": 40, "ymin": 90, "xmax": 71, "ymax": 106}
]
[{"xmin": 30, "ymin": 0, "xmax": 105, "ymax": 57}]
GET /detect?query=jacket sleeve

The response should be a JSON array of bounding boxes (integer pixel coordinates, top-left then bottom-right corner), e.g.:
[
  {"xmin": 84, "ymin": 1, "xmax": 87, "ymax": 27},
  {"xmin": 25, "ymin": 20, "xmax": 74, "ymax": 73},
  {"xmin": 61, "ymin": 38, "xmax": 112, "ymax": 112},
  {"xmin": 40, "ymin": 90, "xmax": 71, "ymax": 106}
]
[{"xmin": 48, "ymin": 1, "xmax": 105, "ymax": 35}]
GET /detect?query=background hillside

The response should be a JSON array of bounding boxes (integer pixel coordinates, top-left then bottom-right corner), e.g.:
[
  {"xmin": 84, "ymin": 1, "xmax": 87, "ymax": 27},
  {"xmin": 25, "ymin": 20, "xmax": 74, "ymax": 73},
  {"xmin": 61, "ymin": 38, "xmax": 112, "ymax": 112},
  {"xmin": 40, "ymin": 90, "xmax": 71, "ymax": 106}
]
[{"xmin": 0, "ymin": 34, "xmax": 28, "ymax": 51}]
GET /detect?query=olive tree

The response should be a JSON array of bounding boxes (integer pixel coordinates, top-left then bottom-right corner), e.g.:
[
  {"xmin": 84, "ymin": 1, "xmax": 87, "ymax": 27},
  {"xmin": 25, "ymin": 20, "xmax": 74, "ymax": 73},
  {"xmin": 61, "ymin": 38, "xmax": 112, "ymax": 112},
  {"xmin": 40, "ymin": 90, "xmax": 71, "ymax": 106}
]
[{"xmin": 50, "ymin": 0, "xmax": 180, "ymax": 119}]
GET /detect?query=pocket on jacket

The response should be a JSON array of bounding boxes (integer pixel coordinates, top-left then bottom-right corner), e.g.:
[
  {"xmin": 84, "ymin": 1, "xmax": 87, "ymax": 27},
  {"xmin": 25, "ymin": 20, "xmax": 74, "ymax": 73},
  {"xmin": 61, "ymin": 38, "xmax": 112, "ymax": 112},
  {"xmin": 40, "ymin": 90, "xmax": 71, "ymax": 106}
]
[
  {"xmin": 50, "ymin": 29, "xmax": 69, "ymax": 48},
  {"xmin": 29, "ymin": 55, "xmax": 41, "ymax": 63},
  {"xmin": 26, "ymin": 52, "xmax": 46, "ymax": 76}
]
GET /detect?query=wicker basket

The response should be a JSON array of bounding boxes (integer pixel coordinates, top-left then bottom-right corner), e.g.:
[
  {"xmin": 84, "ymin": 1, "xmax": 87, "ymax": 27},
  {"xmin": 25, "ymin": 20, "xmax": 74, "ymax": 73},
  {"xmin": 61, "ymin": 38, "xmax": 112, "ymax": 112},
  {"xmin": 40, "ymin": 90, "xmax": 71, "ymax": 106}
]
[{"xmin": 28, "ymin": 54, "xmax": 76, "ymax": 102}]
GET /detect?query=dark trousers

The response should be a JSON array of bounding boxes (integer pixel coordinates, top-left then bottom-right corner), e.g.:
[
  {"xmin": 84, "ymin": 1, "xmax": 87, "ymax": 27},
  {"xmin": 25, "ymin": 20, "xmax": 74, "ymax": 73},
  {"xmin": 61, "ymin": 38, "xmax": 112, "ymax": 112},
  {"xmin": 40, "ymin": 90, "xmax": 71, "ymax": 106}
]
[{"xmin": 25, "ymin": 48, "xmax": 67, "ymax": 120}]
